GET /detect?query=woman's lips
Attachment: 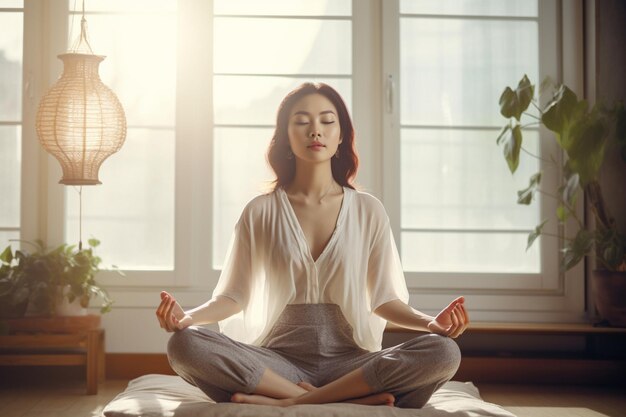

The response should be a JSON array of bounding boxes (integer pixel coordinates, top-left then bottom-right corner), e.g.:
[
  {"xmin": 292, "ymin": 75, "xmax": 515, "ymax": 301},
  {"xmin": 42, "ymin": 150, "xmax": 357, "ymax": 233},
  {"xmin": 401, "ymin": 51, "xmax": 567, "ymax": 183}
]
[{"xmin": 308, "ymin": 141, "xmax": 325, "ymax": 151}]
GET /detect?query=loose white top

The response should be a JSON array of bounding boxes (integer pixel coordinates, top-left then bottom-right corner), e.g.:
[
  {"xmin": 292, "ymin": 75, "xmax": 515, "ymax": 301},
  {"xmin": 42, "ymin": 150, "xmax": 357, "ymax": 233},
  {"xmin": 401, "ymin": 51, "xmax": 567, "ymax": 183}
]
[{"xmin": 212, "ymin": 187, "xmax": 409, "ymax": 352}]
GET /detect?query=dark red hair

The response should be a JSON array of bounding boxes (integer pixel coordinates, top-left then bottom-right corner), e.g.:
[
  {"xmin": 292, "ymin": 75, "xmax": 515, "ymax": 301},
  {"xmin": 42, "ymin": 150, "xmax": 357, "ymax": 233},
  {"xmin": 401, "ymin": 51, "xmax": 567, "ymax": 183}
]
[{"xmin": 267, "ymin": 83, "xmax": 359, "ymax": 190}]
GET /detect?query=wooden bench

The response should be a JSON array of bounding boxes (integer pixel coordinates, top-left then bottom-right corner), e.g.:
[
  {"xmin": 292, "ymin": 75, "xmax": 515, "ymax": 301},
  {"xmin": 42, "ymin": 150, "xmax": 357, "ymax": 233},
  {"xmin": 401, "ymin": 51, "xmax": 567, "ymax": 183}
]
[{"xmin": 0, "ymin": 315, "xmax": 105, "ymax": 394}]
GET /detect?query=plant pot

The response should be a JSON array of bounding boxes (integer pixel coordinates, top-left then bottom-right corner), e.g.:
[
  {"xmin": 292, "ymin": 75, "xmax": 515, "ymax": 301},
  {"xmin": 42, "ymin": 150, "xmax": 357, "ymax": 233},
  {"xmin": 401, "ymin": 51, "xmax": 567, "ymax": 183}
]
[
  {"xmin": 55, "ymin": 285, "xmax": 87, "ymax": 316},
  {"xmin": 591, "ymin": 270, "xmax": 626, "ymax": 327}
]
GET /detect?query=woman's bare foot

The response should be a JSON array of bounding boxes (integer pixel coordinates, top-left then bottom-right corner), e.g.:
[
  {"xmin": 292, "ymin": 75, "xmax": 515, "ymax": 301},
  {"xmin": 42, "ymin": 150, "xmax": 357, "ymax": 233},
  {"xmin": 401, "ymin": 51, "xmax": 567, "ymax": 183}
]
[
  {"xmin": 296, "ymin": 382, "xmax": 316, "ymax": 391},
  {"xmin": 230, "ymin": 393, "xmax": 292, "ymax": 406},
  {"xmin": 297, "ymin": 382, "xmax": 395, "ymax": 407},
  {"xmin": 231, "ymin": 391, "xmax": 394, "ymax": 407},
  {"xmin": 346, "ymin": 392, "xmax": 395, "ymax": 407}
]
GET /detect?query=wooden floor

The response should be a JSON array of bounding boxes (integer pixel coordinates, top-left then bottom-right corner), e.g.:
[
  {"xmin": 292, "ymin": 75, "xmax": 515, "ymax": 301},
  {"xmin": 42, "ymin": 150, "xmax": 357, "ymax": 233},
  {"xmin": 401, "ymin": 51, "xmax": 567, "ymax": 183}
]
[
  {"xmin": 0, "ymin": 377, "xmax": 624, "ymax": 417},
  {"xmin": 479, "ymin": 384, "xmax": 626, "ymax": 417}
]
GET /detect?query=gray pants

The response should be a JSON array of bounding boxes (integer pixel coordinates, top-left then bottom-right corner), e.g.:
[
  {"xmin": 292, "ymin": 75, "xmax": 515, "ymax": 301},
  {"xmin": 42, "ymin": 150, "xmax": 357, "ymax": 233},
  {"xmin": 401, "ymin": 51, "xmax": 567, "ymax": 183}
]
[{"xmin": 167, "ymin": 304, "xmax": 460, "ymax": 408}]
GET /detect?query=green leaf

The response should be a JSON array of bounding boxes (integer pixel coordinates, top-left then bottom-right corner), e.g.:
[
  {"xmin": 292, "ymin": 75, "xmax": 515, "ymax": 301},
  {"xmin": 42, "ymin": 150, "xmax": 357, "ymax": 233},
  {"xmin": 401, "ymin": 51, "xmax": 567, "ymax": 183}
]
[
  {"xmin": 517, "ymin": 172, "xmax": 542, "ymax": 205},
  {"xmin": 527, "ymin": 220, "xmax": 548, "ymax": 251},
  {"xmin": 561, "ymin": 229, "xmax": 594, "ymax": 271},
  {"xmin": 541, "ymin": 85, "xmax": 587, "ymax": 156},
  {"xmin": 499, "ymin": 87, "xmax": 519, "ymax": 119},
  {"xmin": 88, "ymin": 238, "xmax": 100, "ymax": 248},
  {"xmin": 499, "ymin": 75, "xmax": 536, "ymax": 121},
  {"xmin": 516, "ymin": 75, "xmax": 534, "ymax": 116},
  {"xmin": 542, "ymin": 85, "xmax": 586, "ymax": 150},
  {"xmin": 496, "ymin": 124, "xmax": 511, "ymax": 145},
  {"xmin": 565, "ymin": 111, "xmax": 608, "ymax": 185},
  {"xmin": 0, "ymin": 246, "xmax": 13, "ymax": 264},
  {"xmin": 556, "ymin": 205, "xmax": 569, "ymax": 222},
  {"xmin": 501, "ymin": 124, "xmax": 523, "ymax": 173}
]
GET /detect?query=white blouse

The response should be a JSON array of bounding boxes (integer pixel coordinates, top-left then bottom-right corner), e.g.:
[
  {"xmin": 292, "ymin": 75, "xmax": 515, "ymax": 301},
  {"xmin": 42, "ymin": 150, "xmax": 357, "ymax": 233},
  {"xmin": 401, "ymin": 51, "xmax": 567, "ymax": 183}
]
[{"xmin": 212, "ymin": 187, "xmax": 409, "ymax": 352}]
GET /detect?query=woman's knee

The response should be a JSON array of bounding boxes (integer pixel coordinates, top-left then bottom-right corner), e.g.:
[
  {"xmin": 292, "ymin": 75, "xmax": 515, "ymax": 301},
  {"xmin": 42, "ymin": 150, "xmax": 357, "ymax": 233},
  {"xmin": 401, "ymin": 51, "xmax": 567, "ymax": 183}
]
[
  {"xmin": 406, "ymin": 334, "xmax": 461, "ymax": 378},
  {"xmin": 167, "ymin": 326, "xmax": 220, "ymax": 365},
  {"xmin": 436, "ymin": 335, "xmax": 461, "ymax": 377},
  {"xmin": 393, "ymin": 337, "xmax": 460, "ymax": 409},
  {"xmin": 167, "ymin": 327, "xmax": 195, "ymax": 364}
]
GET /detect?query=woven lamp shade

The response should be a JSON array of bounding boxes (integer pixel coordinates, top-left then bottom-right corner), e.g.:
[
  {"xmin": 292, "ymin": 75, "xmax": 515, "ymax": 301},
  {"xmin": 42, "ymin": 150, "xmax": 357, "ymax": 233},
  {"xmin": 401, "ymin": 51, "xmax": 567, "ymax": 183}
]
[{"xmin": 36, "ymin": 53, "xmax": 127, "ymax": 185}]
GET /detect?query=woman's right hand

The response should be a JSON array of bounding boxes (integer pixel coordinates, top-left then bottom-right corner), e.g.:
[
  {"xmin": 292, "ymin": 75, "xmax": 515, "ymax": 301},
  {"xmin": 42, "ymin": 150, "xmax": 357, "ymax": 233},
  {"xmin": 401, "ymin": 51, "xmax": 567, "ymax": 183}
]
[{"xmin": 156, "ymin": 291, "xmax": 193, "ymax": 332}]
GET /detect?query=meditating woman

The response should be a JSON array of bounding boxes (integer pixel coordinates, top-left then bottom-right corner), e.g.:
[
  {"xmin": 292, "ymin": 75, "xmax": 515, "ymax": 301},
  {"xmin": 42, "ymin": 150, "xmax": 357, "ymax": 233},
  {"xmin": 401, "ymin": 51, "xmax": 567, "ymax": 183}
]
[{"xmin": 155, "ymin": 83, "xmax": 469, "ymax": 408}]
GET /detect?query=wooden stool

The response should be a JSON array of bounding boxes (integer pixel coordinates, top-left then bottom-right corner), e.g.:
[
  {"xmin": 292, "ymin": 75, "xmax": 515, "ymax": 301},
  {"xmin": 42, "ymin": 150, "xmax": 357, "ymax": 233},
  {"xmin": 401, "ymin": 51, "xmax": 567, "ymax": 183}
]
[{"xmin": 0, "ymin": 315, "xmax": 105, "ymax": 394}]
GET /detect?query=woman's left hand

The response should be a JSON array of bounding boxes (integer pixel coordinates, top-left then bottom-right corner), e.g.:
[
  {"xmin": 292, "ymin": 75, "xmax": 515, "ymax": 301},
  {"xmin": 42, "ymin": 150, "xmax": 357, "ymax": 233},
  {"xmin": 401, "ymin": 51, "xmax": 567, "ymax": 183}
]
[{"xmin": 427, "ymin": 296, "xmax": 469, "ymax": 338}]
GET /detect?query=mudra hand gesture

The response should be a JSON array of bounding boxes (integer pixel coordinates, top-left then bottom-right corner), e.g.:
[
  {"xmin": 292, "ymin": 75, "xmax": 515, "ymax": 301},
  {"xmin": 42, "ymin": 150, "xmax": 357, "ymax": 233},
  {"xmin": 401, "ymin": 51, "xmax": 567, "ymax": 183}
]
[
  {"xmin": 156, "ymin": 291, "xmax": 193, "ymax": 332},
  {"xmin": 427, "ymin": 296, "xmax": 469, "ymax": 338}
]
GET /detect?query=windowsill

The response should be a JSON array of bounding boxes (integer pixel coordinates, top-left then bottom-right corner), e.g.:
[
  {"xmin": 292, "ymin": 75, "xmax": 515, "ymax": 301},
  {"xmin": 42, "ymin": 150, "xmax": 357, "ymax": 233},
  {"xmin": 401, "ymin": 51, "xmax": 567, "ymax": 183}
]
[{"xmin": 385, "ymin": 321, "xmax": 626, "ymax": 335}]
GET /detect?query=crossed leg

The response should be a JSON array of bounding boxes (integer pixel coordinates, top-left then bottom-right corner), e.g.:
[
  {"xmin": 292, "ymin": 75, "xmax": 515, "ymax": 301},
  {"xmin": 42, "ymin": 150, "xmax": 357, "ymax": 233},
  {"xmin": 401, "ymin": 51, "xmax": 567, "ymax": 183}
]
[
  {"xmin": 168, "ymin": 325, "xmax": 459, "ymax": 408},
  {"xmin": 231, "ymin": 367, "xmax": 394, "ymax": 407},
  {"xmin": 233, "ymin": 333, "xmax": 461, "ymax": 408},
  {"xmin": 168, "ymin": 327, "xmax": 392, "ymax": 406}
]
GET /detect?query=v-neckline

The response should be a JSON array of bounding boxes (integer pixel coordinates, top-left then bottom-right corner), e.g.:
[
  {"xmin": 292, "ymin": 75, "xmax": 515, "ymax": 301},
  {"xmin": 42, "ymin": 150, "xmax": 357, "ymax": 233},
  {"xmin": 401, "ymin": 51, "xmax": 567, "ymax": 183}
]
[{"xmin": 279, "ymin": 186, "xmax": 348, "ymax": 265}]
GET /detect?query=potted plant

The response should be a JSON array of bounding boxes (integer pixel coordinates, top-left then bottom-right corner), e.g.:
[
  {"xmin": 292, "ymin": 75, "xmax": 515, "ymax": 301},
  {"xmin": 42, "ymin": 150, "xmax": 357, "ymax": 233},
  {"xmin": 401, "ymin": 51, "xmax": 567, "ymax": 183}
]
[
  {"xmin": 497, "ymin": 75, "xmax": 626, "ymax": 326},
  {"xmin": 0, "ymin": 247, "xmax": 30, "ymax": 318},
  {"xmin": 0, "ymin": 238, "xmax": 122, "ymax": 318}
]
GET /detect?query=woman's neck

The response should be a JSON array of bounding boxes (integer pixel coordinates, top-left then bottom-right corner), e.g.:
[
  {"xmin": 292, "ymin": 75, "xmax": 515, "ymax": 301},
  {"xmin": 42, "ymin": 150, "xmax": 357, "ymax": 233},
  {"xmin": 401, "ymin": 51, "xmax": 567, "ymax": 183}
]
[{"xmin": 287, "ymin": 162, "xmax": 338, "ymax": 199}]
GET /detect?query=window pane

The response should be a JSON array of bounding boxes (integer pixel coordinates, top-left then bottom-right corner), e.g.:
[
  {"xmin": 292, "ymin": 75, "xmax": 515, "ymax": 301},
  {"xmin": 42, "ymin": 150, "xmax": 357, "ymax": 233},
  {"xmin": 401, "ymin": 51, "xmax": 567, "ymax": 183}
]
[
  {"xmin": 214, "ymin": 18, "xmax": 351, "ymax": 75},
  {"xmin": 66, "ymin": 128, "xmax": 175, "ymax": 270},
  {"xmin": 0, "ymin": 12, "xmax": 22, "ymax": 121},
  {"xmin": 214, "ymin": 0, "xmax": 351, "ymax": 16},
  {"xmin": 400, "ymin": 0, "xmax": 537, "ymax": 17},
  {"xmin": 213, "ymin": 127, "xmax": 275, "ymax": 268},
  {"xmin": 401, "ymin": 129, "xmax": 539, "ymax": 230},
  {"xmin": 0, "ymin": 126, "xmax": 20, "ymax": 227},
  {"xmin": 214, "ymin": 76, "xmax": 352, "ymax": 125},
  {"xmin": 68, "ymin": 13, "xmax": 177, "ymax": 126},
  {"xmin": 69, "ymin": 0, "xmax": 176, "ymax": 13},
  {"xmin": 402, "ymin": 231, "xmax": 541, "ymax": 273},
  {"xmin": 0, "ymin": 230, "xmax": 19, "ymax": 253},
  {"xmin": 400, "ymin": 18, "xmax": 538, "ymax": 126}
]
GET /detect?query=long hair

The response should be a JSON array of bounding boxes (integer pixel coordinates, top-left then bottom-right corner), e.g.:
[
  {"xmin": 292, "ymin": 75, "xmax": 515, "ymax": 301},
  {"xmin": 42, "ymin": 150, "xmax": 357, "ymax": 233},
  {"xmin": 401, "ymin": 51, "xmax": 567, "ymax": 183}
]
[{"xmin": 267, "ymin": 83, "xmax": 359, "ymax": 190}]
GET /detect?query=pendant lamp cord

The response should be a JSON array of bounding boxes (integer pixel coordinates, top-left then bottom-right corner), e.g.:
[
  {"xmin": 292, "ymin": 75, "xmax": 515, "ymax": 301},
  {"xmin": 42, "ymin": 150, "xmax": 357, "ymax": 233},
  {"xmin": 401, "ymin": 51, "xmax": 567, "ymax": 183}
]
[
  {"xmin": 78, "ymin": 186, "xmax": 83, "ymax": 251},
  {"xmin": 69, "ymin": 0, "xmax": 94, "ymax": 54},
  {"xmin": 79, "ymin": 0, "xmax": 94, "ymax": 54}
]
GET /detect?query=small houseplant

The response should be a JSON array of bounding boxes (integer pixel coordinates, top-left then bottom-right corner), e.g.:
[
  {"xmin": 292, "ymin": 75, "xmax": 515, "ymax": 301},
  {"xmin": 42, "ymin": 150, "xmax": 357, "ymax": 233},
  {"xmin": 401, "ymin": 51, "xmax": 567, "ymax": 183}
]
[
  {"xmin": 497, "ymin": 75, "xmax": 626, "ymax": 325},
  {"xmin": 0, "ymin": 238, "xmax": 121, "ymax": 318}
]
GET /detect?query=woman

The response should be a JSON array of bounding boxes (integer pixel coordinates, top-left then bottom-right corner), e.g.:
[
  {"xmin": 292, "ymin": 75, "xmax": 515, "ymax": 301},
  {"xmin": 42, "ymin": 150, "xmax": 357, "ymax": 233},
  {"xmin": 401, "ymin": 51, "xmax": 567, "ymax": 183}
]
[{"xmin": 156, "ymin": 83, "xmax": 469, "ymax": 408}]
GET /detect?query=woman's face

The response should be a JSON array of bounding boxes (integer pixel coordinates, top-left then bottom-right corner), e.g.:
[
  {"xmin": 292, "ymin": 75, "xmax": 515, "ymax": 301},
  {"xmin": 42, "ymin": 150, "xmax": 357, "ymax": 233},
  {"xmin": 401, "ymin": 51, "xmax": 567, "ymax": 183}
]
[{"xmin": 287, "ymin": 93, "xmax": 342, "ymax": 164}]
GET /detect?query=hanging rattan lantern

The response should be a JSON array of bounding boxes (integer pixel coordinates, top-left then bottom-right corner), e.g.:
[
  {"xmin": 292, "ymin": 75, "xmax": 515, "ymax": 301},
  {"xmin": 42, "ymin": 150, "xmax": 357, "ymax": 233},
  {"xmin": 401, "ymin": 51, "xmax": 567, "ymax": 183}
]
[{"xmin": 36, "ymin": 10, "xmax": 126, "ymax": 185}]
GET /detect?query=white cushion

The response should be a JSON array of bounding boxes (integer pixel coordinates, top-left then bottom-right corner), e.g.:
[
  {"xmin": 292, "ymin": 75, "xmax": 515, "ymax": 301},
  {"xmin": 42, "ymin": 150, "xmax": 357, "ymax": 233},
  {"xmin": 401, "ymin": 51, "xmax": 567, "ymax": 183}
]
[{"xmin": 103, "ymin": 374, "xmax": 516, "ymax": 417}]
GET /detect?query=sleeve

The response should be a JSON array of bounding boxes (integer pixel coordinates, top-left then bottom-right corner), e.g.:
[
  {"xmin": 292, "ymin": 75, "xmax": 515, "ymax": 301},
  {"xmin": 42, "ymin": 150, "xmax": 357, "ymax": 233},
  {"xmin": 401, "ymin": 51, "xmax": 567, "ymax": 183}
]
[
  {"xmin": 367, "ymin": 215, "xmax": 410, "ymax": 312},
  {"xmin": 212, "ymin": 212, "xmax": 253, "ymax": 307},
  {"xmin": 211, "ymin": 199, "xmax": 274, "ymax": 345}
]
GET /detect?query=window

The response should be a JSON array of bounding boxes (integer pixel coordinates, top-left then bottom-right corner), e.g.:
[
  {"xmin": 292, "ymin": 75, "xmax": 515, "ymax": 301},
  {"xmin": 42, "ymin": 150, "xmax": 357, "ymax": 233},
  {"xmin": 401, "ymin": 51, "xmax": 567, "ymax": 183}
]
[
  {"xmin": 0, "ymin": 0, "xmax": 23, "ymax": 249},
  {"xmin": 383, "ymin": 0, "xmax": 567, "ymax": 296}
]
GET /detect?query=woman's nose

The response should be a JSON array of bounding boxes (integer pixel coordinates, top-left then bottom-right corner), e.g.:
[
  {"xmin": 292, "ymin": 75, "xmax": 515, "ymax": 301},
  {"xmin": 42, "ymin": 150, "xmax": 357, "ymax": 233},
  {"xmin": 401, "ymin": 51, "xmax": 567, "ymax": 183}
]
[{"xmin": 309, "ymin": 130, "xmax": 321, "ymax": 138}]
